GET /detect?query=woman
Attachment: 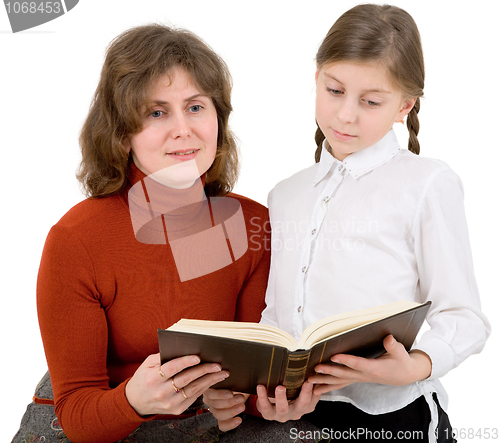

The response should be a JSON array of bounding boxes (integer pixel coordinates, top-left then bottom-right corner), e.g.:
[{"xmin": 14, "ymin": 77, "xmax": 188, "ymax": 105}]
[{"xmin": 13, "ymin": 24, "xmax": 270, "ymax": 443}]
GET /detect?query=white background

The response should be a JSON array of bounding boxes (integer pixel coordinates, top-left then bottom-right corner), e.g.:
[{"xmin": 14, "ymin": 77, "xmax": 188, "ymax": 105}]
[{"xmin": 2, "ymin": 0, "xmax": 498, "ymax": 439}]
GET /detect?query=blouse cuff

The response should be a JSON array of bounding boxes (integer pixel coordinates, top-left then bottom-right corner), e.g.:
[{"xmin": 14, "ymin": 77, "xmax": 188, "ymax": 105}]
[{"xmin": 413, "ymin": 337, "xmax": 455, "ymax": 380}]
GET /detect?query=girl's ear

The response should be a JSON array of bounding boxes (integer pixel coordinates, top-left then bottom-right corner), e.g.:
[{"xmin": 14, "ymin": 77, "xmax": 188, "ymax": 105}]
[
  {"xmin": 315, "ymin": 68, "xmax": 320, "ymax": 83},
  {"xmin": 397, "ymin": 98, "xmax": 417, "ymax": 122}
]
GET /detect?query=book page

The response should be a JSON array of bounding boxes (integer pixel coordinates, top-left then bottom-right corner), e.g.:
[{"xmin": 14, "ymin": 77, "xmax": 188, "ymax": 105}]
[
  {"xmin": 298, "ymin": 300, "xmax": 420, "ymax": 349},
  {"xmin": 168, "ymin": 319, "xmax": 298, "ymax": 349}
]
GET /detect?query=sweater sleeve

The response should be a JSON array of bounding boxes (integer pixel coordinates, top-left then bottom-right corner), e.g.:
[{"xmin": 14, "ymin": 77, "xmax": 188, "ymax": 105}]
[
  {"xmin": 411, "ymin": 167, "xmax": 490, "ymax": 379},
  {"xmin": 37, "ymin": 224, "xmax": 147, "ymax": 443},
  {"xmin": 233, "ymin": 209, "xmax": 270, "ymax": 323}
]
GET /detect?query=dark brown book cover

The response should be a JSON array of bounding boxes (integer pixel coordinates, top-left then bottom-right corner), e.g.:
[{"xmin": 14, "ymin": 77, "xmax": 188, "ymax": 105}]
[{"xmin": 158, "ymin": 301, "xmax": 431, "ymax": 399}]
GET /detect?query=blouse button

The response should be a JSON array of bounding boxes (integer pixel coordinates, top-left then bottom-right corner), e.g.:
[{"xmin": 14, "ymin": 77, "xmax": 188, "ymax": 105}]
[
  {"xmin": 297, "ymin": 306, "xmax": 302, "ymax": 313},
  {"xmin": 311, "ymin": 229, "xmax": 317, "ymax": 235},
  {"xmin": 301, "ymin": 266, "xmax": 307, "ymax": 273},
  {"xmin": 323, "ymin": 196, "xmax": 330, "ymax": 203},
  {"xmin": 338, "ymin": 165, "xmax": 343, "ymax": 171}
]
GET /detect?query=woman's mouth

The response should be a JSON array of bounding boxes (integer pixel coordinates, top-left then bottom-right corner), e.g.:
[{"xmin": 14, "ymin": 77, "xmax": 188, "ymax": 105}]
[{"xmin": 168, "ymin": 149, "xmax": 199, "ymax": 160}]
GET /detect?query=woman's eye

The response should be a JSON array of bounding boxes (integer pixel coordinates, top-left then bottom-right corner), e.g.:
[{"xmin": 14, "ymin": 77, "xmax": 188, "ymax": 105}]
[
  {"xmin": 189, "ymin": 105, "xmax": 203, "ymax": 113},
  {"xmin": 365, "ymin": 100, "xmax": 380, "ymax": 107},
  {"xmin": 150, "ymin": 110, "xmax": 164, "ymax": 118}
]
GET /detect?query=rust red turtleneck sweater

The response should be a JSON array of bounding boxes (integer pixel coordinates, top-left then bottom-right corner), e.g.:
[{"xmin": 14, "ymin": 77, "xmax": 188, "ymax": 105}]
[{"xmin": 37, "ymin": 164, "xmax": 270, "ymax": 442}]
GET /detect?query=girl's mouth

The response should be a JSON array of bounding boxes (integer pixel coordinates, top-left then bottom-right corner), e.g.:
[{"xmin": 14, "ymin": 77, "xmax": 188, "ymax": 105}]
[{"xmin": 333, "ymin": 130, "xmax": 356, "ymax": 141}]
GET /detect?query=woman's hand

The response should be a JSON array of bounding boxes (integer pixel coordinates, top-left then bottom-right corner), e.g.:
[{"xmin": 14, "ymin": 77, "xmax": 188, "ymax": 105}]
[
  {"xmin": 256, "ymin": 381, "xmax": 322, "ymax": 422},
  {"xmin": 203, "ymin": 389, "xmax": 249, "ymax": 431},
  {"xmin": 309, "ymin": 335, "xmax": 432, "ymax": 396},
  {"xmin": 125, "ymin": 353, "xmax": 229, "ymax": 417}
]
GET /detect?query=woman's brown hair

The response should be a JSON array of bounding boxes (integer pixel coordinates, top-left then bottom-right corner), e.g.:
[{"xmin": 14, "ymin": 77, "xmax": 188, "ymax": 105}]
[
  {"xmin": 78, "ymin": 24, "xmax": 238, "ymax": 197},
  {"xmin": 314, "ymin": 4, "xmax": 424, "ymax": 162}
]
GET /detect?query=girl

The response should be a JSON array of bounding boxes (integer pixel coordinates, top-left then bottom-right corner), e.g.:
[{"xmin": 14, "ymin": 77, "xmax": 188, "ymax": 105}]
[
  {"xmin": 12, "ymin": 24, "xmax": 272, "ymax": 443},
  {"xmin": 205, "ymin": 4, "xmax": 490, "ymax": 442}
]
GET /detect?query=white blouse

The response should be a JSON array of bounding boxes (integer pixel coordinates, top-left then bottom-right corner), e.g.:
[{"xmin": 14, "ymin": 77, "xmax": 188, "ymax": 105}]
[{"xmin": 261, "ymin": 129, "xmax": 490, "ymax": 441}]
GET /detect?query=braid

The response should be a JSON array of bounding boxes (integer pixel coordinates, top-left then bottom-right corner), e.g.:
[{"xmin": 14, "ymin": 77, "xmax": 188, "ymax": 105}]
[
  {"xmin": 314, "ymin": 123, "xmax": 326, "ymax": 163},
  {"xmin": 406, "ymin": 97, "xmax": 421, "ymax": 155}
]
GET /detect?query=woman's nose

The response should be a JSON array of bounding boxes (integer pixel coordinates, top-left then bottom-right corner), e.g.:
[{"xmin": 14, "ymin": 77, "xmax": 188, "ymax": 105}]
[{"xmin": 170, "ymin": 112, "xmax": 191, "ymax": 138}]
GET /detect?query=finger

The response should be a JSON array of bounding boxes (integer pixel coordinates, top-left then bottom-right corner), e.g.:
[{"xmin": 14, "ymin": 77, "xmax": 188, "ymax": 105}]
[
  {"xmin": 182, "ymin": 370, "xmax": 230, "ymax": 399},
  {"xmin": 209, "ymin": 398, "xmax": 246, "ymax": 421},
  {"xmin": 308, "ymin": 373, "xmax": 352, "ymax": 385},
  {"xmin": 203, "ymin": 391, "xmax": 246, "ymax": 409},
  {"xmin": 383, "ymin": 334, "xmax": 407, "ymax": 359},
  {"xmin": 159, "ymin": 354, "xmax": 203, "ymax": 378},
  {"xmin": 288, "ymin": 381, "xmax": 319, "ymax": 417},
  {"xmin": 273, "ymin": 385, "xmax": 290, "ymax": 417},
  {"xmin": 217, "ymin": 415, "xmax": 243, "ymax": 432},
  {"xmin": 313, "ymin": 361, "xmax": 359, "ymax": 379},
  {"xmin": 256, "ymin": 384, "xmax": 274, "ymax": 416},
  {"xmin": 203, "ymin": 388, "xmax": 235, "ymax": 402},
  {"xmin": 313, "ymin": 382, "xmax": 351, "ymax": 395},
  {"xmin": 329, "ymin": 354, "xmax": 370, "ymax": 372},
  {"xmin": 172, "ymin": 362, "xmax": 223, "ymax": 388},
  {"xmin": 293, "ymin": 381, "xmax": 314, "ymax": 406}
]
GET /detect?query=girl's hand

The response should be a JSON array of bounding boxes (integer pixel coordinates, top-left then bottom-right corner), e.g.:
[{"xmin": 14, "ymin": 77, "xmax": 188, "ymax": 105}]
[
  {"xmin": 256, "ymin": 381, "xmax": 322, "ymax": 422},
  {"xmin": 203, "ymin": 389, "xmax": 249, "ymax": 431},
  {"xmin": 309, "ymin": 335, "xmax": 432, "ymax": 396},
  {"xmin": 125, "ymin": 353, "xmax": 229, "ymax": 417}
]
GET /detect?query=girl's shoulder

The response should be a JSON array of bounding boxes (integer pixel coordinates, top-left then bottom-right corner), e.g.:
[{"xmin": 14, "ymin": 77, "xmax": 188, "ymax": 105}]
[{"xmin": 390, "ymin": 150, "xmax": 461, "ymax": 190}]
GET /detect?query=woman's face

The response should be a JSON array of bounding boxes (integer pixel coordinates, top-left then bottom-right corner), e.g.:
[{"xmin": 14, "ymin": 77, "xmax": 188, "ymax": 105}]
[
  {"xmin": 126, "ymin": 67, "xmax": 218, "ymax": 181},
  {"xmin": 315, "ymin": 61, "xmax": 415, "ymax": 161}
]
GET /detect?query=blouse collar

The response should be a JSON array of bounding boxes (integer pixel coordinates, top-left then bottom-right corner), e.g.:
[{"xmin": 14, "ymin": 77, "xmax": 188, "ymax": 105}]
[{"xmin": 313, "ymin": 129, "xmax": 401, "ymax": 185}]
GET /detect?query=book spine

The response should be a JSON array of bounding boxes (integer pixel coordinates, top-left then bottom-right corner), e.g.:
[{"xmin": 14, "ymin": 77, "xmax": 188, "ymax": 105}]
[{"xmin": 283, "ymin": 350, "xmax": 311, "ymax": 399}]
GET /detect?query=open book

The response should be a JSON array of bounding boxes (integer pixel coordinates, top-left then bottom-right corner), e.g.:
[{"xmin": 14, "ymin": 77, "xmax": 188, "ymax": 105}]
[{"xmin": 158, "ymin": 300, "xmax": 431, "ymax": 399}]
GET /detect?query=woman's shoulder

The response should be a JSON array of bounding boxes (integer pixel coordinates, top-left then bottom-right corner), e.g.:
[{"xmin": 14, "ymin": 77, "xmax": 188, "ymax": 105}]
[
  {"xmin": 225, "ymin": 192, "xmax": 268, "ymax": 217},
  {"xmin": 52, "ymin": 194, "xmax": 128, "ymax": 235}
]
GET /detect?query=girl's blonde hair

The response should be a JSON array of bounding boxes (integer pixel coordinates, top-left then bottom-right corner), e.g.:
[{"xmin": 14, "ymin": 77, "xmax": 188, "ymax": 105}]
[
  {"xmin": 78, "ymin": 24, "xmax": 238, "ymax": 198},
  {"xmin": 315, "ymin": 4, "xmax": 424, "ymax": 162}
]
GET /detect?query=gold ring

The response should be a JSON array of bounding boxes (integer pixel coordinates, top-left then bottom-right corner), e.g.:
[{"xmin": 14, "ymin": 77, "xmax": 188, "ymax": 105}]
[
  {"xmin": 171, "ymin": 378, "xmax": 182, "ymax": 394},
  {"xmin": 159, "ymin": 368, "xmax": 167, "ymax": 379},
  {"xmin": 180, "ymin": 388, "xmax": 188, "ymax": 400}
]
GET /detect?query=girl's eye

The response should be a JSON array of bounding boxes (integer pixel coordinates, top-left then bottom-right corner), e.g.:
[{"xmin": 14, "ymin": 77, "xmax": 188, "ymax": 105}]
[
  {"xmin": 328, "ymin": 88, "xmax": 343, "ymax": 96},
  {"xmin": 365, "ymin": 100, "xmax": 381, "ymax": 107},
  {"xmin": 189, "ymin": 104, "xmax": 203, "ymax": 113},
  {"xmin": 150, "ymin": 110, "xmax": 164, "ymax": 118}
]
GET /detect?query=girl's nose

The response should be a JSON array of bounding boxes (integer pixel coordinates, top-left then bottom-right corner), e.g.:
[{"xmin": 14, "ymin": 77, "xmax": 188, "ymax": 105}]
[{"xmin": 337, "ymin": 99, "xmax": 357, "ymax": 124}]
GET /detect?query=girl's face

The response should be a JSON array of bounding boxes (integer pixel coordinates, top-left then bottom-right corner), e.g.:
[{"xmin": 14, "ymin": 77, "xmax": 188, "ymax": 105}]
[
  {"xmin": 315, "ymin": 61, "xmax": 415, "ymax": 161},
  {"xmin": 125, "ymin": 67, "xmax": 218, "ymax": 179}
]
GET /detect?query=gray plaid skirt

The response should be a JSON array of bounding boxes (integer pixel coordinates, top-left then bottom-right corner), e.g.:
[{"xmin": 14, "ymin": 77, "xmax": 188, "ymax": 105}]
[{"xmin": 11, "ymin": 372, "xmax": 321, "ymax": 443}]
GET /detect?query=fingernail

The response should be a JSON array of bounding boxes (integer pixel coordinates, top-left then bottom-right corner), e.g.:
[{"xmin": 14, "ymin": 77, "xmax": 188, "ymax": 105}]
[
  {"xmin": 219, "ymin": 371, "xmax": 229, "ymax": 381},
  {"xmin": 190, "ymin": 356, "xmax": 200, "ymax": 364},
  {"xmin": 211, "ymin": 364, "xmax": 222, "ymax": 372},
  {"xmin": 316, "ymin": 368, "xmax": 324, "ymax": 373}
]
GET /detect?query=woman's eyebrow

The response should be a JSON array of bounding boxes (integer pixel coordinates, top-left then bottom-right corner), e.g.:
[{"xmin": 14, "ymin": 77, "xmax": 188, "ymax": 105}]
[{"xmin": 152, "ymin": 93, "xmax": 207, "ymax": 105}]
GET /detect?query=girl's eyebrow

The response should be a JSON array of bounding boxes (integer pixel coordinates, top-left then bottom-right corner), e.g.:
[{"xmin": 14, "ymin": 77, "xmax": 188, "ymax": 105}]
[{"xmin": 324, "ymin": 72, "xmax": 391, "ymax": 94}]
